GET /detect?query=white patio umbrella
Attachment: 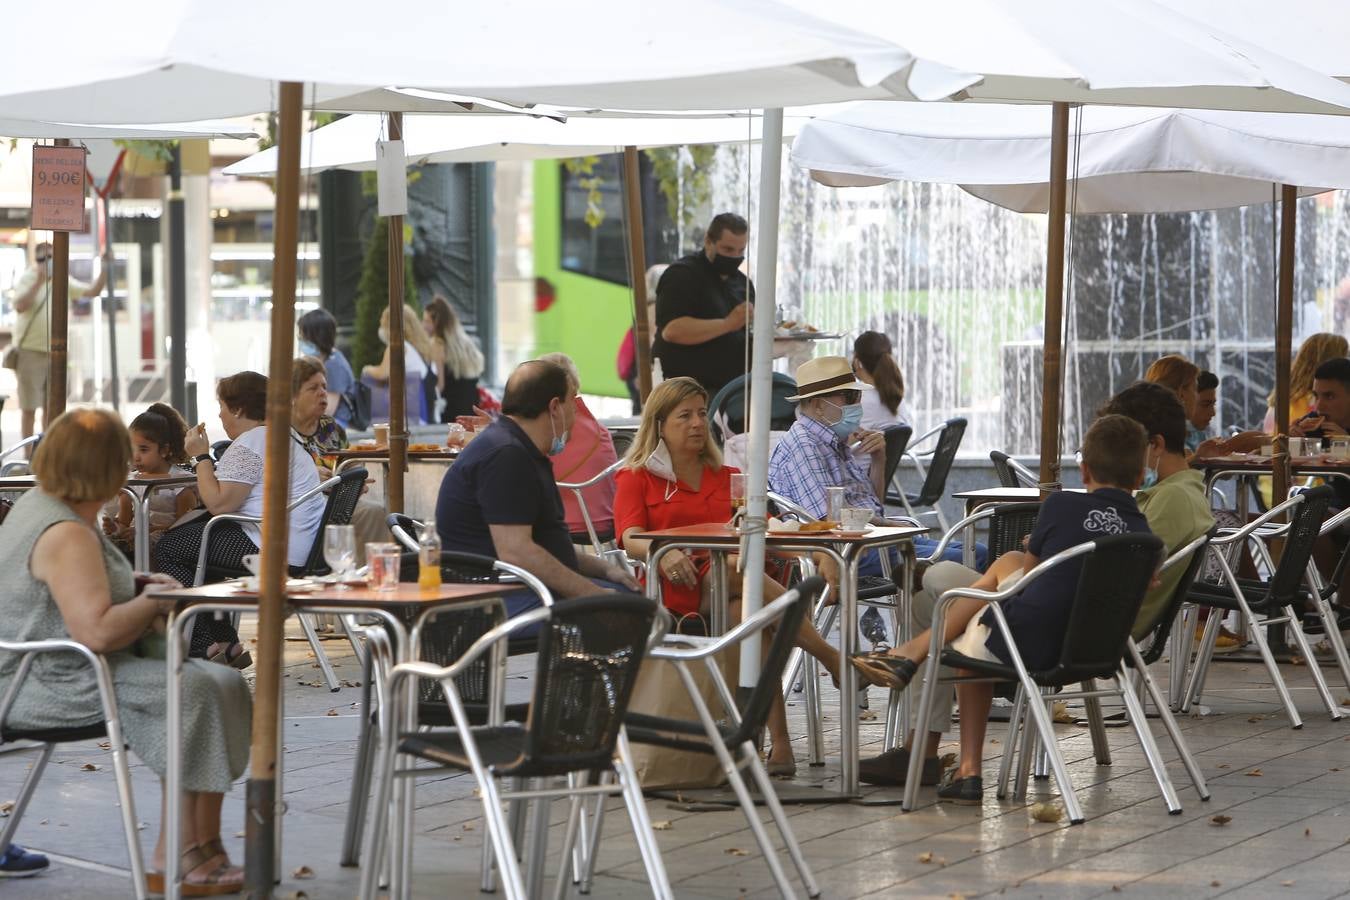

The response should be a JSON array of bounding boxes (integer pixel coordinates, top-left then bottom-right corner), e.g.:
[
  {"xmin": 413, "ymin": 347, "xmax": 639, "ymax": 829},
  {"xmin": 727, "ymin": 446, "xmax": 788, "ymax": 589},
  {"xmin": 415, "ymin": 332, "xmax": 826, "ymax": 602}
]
[
  {"xmin": 0, "ymin": 118, "xmax": 256, "ymax": 139},
  {"xmin": 792, "ymin": 99, "xmax": 1350, "ymax": 507}
]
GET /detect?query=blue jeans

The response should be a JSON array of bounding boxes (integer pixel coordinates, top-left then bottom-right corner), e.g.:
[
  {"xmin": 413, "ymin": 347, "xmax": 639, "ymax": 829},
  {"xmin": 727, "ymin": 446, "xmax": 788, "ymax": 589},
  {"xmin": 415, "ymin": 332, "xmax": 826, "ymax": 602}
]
[
  {"xmin": 856, "ymin": 537, "xmax": 988, "ymax": 579},
  {"xmin": 500, "ymin": 577, "xmax": 630, "ymax": 634}
]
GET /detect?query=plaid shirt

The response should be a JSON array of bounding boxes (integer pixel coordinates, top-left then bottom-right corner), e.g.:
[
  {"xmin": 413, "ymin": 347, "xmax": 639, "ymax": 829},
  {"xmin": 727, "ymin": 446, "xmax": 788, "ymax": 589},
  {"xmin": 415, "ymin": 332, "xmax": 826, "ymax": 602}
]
[{"xmin": 768, "ymin": 415, "xmax": 879, "ymax": 519}]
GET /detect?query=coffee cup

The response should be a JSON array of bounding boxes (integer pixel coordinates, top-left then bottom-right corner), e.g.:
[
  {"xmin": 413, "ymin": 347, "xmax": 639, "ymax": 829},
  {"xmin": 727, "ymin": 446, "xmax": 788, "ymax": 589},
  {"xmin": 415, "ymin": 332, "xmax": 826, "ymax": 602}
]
[
  {"xmin": 840, "ymin": 507, "xmax": 872, "ymax": 532},
  {"xmin": 372, "ymin": 423, "xmax": 390, "ymax": 447}
]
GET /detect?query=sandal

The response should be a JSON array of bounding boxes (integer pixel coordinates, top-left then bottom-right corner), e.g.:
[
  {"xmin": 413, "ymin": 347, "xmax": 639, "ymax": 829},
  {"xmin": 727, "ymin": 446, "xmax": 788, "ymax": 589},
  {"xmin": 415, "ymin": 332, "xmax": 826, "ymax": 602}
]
[
  {"xmin": 849, "ymin": 653, "xmax": 918, "ymax": 691},
  {"xmin": 146, "ymin": 843, "xmax": 244, "ymax": 896},
  {"xmin": 832, "ymin": 665, "xmax": 893, "ymax": 691},
  {"xmin": 208, "ymin": 644, "xmax": 253, "ymax": 670}
]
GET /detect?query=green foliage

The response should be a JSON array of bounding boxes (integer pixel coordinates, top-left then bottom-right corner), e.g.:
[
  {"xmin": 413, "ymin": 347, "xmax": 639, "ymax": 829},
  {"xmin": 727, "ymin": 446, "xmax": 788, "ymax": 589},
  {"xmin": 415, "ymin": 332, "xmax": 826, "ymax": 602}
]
[
  {"xmin": 562, "ymin": 156, "xmax": 605, "ymax": 227},
  {"xmin": 115, "ymin": 139, "xmax": 177, "ymax": 162},
  {"xmin": 352, "ymin": 216, "xmax": 418, "ymax": 370},
  {"xmin": 644, "ymin": 145, "xmax": 716, "ymax": 232}
]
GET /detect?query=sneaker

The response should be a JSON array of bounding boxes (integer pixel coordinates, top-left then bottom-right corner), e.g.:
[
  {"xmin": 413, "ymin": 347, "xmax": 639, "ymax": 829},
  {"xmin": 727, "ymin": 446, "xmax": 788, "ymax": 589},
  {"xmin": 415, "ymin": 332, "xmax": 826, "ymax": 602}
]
[
  {"xmin": 859, "ymin": 746, "xmax": 943, "ymax": 787},
  {"xmin": 936, "ymin": 773, "xmax": 983, "ymax": 805},
  {"xmin": 1196, "ymin": 627, "xmax": 1239, "ymax": 654},
  {"xmin": 0, "ymin": 844, "xmax": 49, "ymax": 878}
]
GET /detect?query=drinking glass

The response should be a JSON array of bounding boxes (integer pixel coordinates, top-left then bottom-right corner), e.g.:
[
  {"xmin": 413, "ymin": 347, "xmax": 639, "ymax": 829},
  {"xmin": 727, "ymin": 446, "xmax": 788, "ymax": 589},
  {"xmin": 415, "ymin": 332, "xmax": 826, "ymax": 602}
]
[
  {"xmin": 323, "ymin": 524, "xmax": 356, "ymax": 590},
  {"xmin": 366, "ymin": 542, "xmax": 401, "ymax": 592},
  {"xmin": 728, "ymin": 473, "xmax": 747, "ymax": 529},
  {"xmin": 826, "ymin": 486, "xmax": 847, "ymax": 523}
]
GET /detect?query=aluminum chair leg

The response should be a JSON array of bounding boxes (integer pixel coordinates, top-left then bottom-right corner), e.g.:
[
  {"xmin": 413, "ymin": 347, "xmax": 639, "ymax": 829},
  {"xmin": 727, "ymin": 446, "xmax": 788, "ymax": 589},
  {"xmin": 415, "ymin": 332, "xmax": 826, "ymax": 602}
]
[
  {"xmin": 1126, "ymin": 647, "xmax": 1210, "ymax": 800},
  {"xmin": 709, "ymin": 738, "xmax": 798, "ymax": 897},
  {"xmin": 803, "ymin": 649, "xmax": 824, "ymax": 766},
  {"xmin": 1239, "ymin": 609, "xmax": 1304, "ymax": 728},
  {"xmin": 578, "ymin": 783, "xmax": 609, "ymax": 893},
  {"xmin": 0, "ymin": 744, "xmax": 50, "ymax": 852},
  {"xmin": 996, "ymin": 688, "xmax": 1026, "ymax": 800},
  {"xmin": 1081, "ymin": 680, "xmax": 1112, "ymax": 765},
  {"xmin": 742, "ymin": 741, "xmax": 822, "ymax": 898},
  {"xmin": 1013, "ymin": 694, "xmax": 1037, "ymax": 801},
  {"xmin": 1312, "ymin": 593, "xmax": 1350, "ymax": 693},
  {"xmin": 553, "ymin": 788, "xmax": 585, "ymax": 900},
  {"xmin": 614, "ymin": 733, "xmax": 673, "ymax": 900},
  {"xmin": 902, "ymin": 655, "xmax": 941, "ymax": 812},
  {"xmin": 340, "ymin": 660, "xmax": 377, "ymax": 866},
  {"xmin": 1117, "ymin": 673, "xmax": 1182, "ymax": 814},
  {"xmin": 297, "ymin": 612, "xmax": 340, "ymax": 692},
  {"xmin": 1020, "ymin": 683, "xmax": 1085, "ymax": 824},
  {"xmin": 1282, "ymin": 605, "xmax": 1345, "ymax": 720},
  {"xmin": 1167, "ymin": 605, "xmax": 1195, "ymax": 709},
  {"xmin": 1182, "ymin": 613, "xmax": 1223, "ymax": 713},
  {"xmin": 524, "ymin": 784, "xmax": 552, "ymax": 900},
  {"xmin": 358, "ymin": 718, "xmax": 398, "ymax": 900}
]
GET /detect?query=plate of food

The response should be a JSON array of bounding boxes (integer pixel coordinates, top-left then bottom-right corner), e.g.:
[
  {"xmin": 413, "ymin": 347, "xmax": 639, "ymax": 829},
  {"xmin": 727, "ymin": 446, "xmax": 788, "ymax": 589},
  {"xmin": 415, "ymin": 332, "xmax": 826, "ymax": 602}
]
[
  {"xmin": 408, "ymin": 442, "xmax": 449, "ymax": 452},
  {"xmin": 834, "ymin": 524, "xmax": 875, "ymax": 537},
  {"xmin": 768, "ymin": 518, "xmax": 837, "ymax": 533},
  {"xmin": 228, "ymin": 577, "xmax": 325, "ymax": 595}
]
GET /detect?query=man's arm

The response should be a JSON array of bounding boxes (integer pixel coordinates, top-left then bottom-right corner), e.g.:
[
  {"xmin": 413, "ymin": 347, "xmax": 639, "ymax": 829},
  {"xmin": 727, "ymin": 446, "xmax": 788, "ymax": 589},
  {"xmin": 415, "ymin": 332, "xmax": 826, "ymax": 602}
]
[
  {"xmin": 490, "ymin": 523, "xmax": 612, "ymax": 598},
  {"xmin": 575, "ymin": 551, "xmax": 640, "ymax": 590},
  {"xmin": 660, "ymin": 307, "xmax": 748, "ymax": 346},
  {"xmin": 11, "ymin": 270, "xmax": 41, "ymax": 313}
]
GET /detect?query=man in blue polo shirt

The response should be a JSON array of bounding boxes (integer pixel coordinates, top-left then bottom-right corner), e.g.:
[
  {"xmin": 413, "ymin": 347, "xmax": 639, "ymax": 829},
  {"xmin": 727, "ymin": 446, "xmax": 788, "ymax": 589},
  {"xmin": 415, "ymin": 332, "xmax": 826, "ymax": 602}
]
[{"xmin": 436, "ymin": 359, "xmax": 639, "ymax": 614}]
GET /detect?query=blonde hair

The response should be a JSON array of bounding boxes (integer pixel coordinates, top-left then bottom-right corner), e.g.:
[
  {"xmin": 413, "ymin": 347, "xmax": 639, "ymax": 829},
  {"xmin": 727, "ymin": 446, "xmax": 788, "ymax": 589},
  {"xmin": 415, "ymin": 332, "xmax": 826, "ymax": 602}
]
[
  {"xmin": 1270, "ymin": 332, "xmax": 1350, "ymax": 407},
  {"xmin": 538, "ymin": 352, "xmax": 580, "ymax": 392},
  {"xmin": 424, "ymin": 295, "xmax": 485, "ymax": 381},
  {"xmin": 1144, "ymin": 355, "xmax": 1199, "ymax": 397},
  {"xmin": 624, "ymin": 377, "xmax": 722, "ymax": 471},
  {"xmin": 33, "ymin": 408, "xmax": 131, "ymax": 503},
  {"xmin": 380, "ymin": 304, "xmax": 438, "ymax": 366}
]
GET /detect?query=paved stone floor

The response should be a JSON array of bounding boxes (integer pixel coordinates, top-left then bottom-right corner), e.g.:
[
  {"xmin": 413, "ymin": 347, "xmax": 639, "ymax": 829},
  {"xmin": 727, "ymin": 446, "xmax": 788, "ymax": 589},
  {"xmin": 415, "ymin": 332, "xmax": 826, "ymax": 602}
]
[{"xmin": 2, "ymin": 623, "xmax": 1349, "ymax": 899}]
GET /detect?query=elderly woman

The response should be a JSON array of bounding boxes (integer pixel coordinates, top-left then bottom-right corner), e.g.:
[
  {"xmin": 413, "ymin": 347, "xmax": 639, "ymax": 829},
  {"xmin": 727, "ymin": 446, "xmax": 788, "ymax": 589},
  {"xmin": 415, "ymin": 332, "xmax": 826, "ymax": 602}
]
[
  {"xmin": 153, "ymin": 371, "xmax": 327, "ymax": 661},
  {"xmin": 0, "ymin": 409, "xmax": 250, "ymax": 893},
  {"xmin": 539, "ymin": 352, "xmax": 619, "ymax": 541},
  {"xmin": 614, "ymin": 376, "xmax": 883, "ymax": 776}
]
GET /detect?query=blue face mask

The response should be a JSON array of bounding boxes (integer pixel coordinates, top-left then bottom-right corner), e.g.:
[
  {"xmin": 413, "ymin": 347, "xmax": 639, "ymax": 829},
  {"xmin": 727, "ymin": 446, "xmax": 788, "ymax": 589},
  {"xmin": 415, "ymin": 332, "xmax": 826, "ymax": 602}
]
[
  {"xmin": 548, "ymin": 408, "xmax": 568, "ymax": 457},
  {"xmin": 825, "ymin": 399, "xmax": 864, "ymax": 441},
  {"xmin": 298, "ymin": 339, "xmax": 320, "ymax": 358},
  {"xmin": 1141, "ymin": 466, "xmax": 1158, "ymax": 489}
]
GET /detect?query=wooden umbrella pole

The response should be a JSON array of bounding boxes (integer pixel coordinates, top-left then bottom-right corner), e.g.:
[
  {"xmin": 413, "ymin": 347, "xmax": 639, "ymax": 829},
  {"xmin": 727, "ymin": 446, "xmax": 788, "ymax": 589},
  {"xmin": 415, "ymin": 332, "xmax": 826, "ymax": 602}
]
[
  {"xmin": 1273, "ymin": 183, "xmax": 1297, "ymax": 510},
  {"xmin": 1037, "ymin": 102, "xmax": 1071, "ymax": 496},
  {"xmin": 47, "ymin": 138, "xmax": 72, "ymax": 422},
  {"xmin": 387, "ymin": 111, "xmax": 407, "ymax": 515},
  {"xmin": 622, "ymin": 146, "xmax": 654, "ymax": 403},
  {"xmin": 244, "ymin": 80, "xmax": 303, "ymax": 897}
]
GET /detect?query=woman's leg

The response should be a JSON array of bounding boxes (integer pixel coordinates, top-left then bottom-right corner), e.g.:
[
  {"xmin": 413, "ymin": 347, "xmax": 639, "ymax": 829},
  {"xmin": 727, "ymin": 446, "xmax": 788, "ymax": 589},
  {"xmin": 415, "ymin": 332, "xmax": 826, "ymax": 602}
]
[{"xmin": 953, "ymin": 680, "xmax": 996, "ymax": 778}]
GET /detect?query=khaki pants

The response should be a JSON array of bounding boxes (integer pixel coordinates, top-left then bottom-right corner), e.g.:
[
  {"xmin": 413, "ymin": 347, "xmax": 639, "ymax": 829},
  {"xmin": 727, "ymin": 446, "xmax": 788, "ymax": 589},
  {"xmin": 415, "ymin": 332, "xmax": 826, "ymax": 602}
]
[
  {"xmin": 911, "ymin": 561, "xmax": 981, "ymax": 736},
  {"xmin": 15, "ymin": 349, "xmax": 48, "ymax": 411}
]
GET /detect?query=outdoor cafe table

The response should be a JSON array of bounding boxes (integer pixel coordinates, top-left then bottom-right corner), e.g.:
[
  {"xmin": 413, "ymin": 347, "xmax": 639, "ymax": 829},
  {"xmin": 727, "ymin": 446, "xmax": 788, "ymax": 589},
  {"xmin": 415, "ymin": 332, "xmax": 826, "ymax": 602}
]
[
  {"xmin": 630, "ymin": 522, "xmax": 928, "ymax": 798},
  {"xmin": 332, "ymin": 446, "xmax": 459, "ymax": 521},
  {"xmin": 0, "ymin": 473, "xmax": 196, "ymax": 570},
  {"xmin": 150, "ymin": 580, "xmax": 510, "ymax": 900},
  {"xmin": 1193, "ymin": 453, "xmax": 1350, "ymax": 518}
]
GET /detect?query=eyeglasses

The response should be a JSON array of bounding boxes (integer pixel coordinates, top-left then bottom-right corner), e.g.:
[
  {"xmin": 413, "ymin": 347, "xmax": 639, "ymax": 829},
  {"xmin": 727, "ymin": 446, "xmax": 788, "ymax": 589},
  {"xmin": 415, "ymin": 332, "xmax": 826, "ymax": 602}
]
[{"xmin": 832, "ymin": 390, "xmax": 861, "ymax": 405}]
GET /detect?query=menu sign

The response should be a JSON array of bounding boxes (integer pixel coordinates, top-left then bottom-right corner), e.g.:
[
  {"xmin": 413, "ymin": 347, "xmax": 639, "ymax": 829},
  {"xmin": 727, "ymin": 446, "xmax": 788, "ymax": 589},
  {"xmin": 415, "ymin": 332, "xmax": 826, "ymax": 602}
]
[{"xmin": 31, "ymin": 145, "xmax": 88, "ymax": 232}]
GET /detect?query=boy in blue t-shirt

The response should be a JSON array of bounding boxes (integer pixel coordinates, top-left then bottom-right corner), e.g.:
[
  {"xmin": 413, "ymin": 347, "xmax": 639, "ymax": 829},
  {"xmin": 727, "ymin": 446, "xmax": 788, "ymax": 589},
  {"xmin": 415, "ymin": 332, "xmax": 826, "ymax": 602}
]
[{"xmin": 851, "ymin": 413, "xmax": 1154, "ymax": 803}]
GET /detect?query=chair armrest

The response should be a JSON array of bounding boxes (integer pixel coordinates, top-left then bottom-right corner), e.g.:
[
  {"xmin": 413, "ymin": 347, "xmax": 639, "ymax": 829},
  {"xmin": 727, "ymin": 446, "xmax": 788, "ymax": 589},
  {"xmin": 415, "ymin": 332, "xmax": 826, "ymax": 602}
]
[
  {"xmin": 1158, "ymin": 532, "xmax": 1210, "ymax": 573},
  {"xmin": 387, "ymin": 607, "xmax": 552, "ymax": 691},
  {"xmin": 0, "ymin": 639, "xmax": 113, "ymax": 736},
  {"xmin": 193, "ymin": 513, "xmax": 265, "ymax": 586},
  {"xmin": 556, "ymin": 458, "xmax": 624, "ymax": 491},
  {"xmin": 766, "ymin": 491, "xmax": 817, "ymax": 523},
  {"xmin": 1210, "ymin": 493, "xmax": 1303, "ymax": 546},
  {"xmin": 919, "ymin": 507, "xmax": 998, "ymax": 563},
  {"xmin": 647, "ymin": 577, "xmax": 823, "ymax": 662}
]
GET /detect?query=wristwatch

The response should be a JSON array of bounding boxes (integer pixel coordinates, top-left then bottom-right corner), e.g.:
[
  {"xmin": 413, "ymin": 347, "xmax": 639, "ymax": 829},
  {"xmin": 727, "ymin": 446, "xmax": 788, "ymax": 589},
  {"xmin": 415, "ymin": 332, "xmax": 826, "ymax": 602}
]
[{"xmin": 192, "ymin": 453, "xmax": 214, "ymax": 470}]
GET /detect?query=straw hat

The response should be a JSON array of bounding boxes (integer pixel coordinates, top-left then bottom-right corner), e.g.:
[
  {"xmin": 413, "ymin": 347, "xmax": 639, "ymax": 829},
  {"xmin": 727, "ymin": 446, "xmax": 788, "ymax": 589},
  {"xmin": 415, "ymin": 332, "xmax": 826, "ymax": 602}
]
[{"xmin": 786, "ymin": 356, "xmax": 871, "ymax": 401}]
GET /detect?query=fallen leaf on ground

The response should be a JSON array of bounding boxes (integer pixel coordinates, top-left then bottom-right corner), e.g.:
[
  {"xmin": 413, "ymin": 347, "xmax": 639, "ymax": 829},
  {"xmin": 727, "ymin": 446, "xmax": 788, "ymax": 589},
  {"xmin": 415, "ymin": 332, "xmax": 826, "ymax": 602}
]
[
  {"xmin": 918, "ymin": 851, "xmax": 935, "ymax": 864},
  {"xmin": 281, "ymin": 893, "xmax": 308, "ymax": 900},
  {"xmin": 1247, "ymin": 716, "xmax": 1263, "ymax": 723},
  {"xmin": 1030, "ymin": 803, "xmax": 1063, "ymax": 823},
  {"xmin": 1304, "ymin": 828, "xmax": 1311, "ymax": 837},
  {"xmin": 1281, "ymin": 881, "xmax": 1295, "ymax": 887},
  {"xmin": 462, "ymin": 823, "xmax": 475, "ymax": 831},
  {"xmin": 0, "ymin": 800, "xmax": 13, "ymax": 816},
  {"xmin": 989, "ymin": 739, "xmax": 1000, "ymax": 745},
  {"xmin": 652, "ymin": 821, "xmax": 673, "ymax": 831},
  {"xmin": 341, "ymin": 680, "xmax": 362, "ymax": 688},
  {"xmin": 80, "ymin": 763, "xmax": 100, "ymax": 772},
  {"xmin": 725, "ymin": 848, "xmax": 749, "ymax": 857},
  {"xmin": 1217, "ymin": 763, "xmax": 1230, "ymax": 769},
  {"xmin": 1210, "ymin": 881, "xmax": 1221, "ymax": 888},
  {"xmin": 1051, "ymin": 701, "xmax": 1073, "ymax": 724},
  {"xmin": 859, "ymin": 708, "xmax": 877, "ymax": 721},
  {"xmin": 1111, "ymin": 887, "xmax": 1122, "ymax": 893},
  {"xmin": 1332, "ymin": 768, "xmax": 1342, "ymax": 772},
  {"xmin": 97, "ymin": 741, "xmax": 111, "ymax": 749},
  {"xmin": 235, "ymin": 831, "xmax": 246, "ymax": 838},
  {"xmin": 1209, "ymin": 815, "xmax": 1232, "ymax": 826},
  {"xmin": 291, "ymin": 865, "xmax": 313, "ymax": 880},
  {"xmin": 326, "ymin": 709, "xmax": 338, "ymax": 716},
  {"xmin": 1290, "ymin": 656, "xmax": 1306, "ymax": 667},
  {"xmin": 1245, "ymin": 769, "xmax": 1263, "ymax": 777}
]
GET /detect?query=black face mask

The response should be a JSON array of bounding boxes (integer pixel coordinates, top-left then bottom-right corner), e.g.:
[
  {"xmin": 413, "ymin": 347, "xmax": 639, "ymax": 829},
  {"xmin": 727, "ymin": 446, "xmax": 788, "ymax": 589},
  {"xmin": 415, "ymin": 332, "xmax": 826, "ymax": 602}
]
[{"xmin": 710, "ymin": 253, "xmax": 744, "ymax": 276}]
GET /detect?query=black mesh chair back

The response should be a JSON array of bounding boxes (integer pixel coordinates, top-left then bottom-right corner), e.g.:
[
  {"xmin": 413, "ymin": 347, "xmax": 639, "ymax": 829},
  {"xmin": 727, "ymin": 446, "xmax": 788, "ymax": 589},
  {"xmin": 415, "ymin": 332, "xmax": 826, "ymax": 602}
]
[
  {"xmin": 985, "ymin": 502, "xmax": 1041, "ymax": 561},
  {"xmin": 1136, "ymin": 528, "xmax": 1216, "ymax": 667},
  {"xmin": 708, "ymin": 372, "xmax": 799, "ymax": 444},
  {"xmin": 298, "ymin": 468, "xmax": 369, "ymax": 574},
  {"xmin": 520, "ymin": 594, "xmax": 658, "ymax": 775},
  {"xmin": 387, "ymin": 512, "xmax": 420, "ymax": 550},
  {"xmin": 912, "ymin": 418, "xmax": 967, "ymax": 507},
  {"xmin": 722, "ymin": 577, "xmax": 816, "ymax": 746},
  {"xmin": 989, "ymin": 450, "xmax": 1020, "ymax": 488},
  {"xmin": 1042, "ymin": 533, "xmax": 1165, "ymax": 684},
  {"xmin": 1264, "ymin": 485, "xmax": 1333, "ymax": 609},
  {"xmin": 211, "ymin": 439, "xmax": 232, "ymax": 461},
  {"xmin": 882, "ymin": 425, "xmax": 913, "ymax": 491},
  {"xmin": 608, "ymin": 429, "xmax": 635, "ymax": 460}
]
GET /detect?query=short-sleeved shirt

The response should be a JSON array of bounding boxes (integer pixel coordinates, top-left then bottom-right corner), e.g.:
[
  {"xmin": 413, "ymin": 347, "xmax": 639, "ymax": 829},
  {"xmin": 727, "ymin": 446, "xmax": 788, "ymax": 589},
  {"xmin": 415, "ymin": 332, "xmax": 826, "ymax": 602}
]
[
  {"xmin": 1133, "ymin": 468, "xmax": 1214, "ymax": 639},
  {"xmin": 11, "ymin": 268, "xmax": 90, "ymax": 352},
  {"xmin": 614, "ymin": 463, "xmax": 735, "ymax": 615},
  {"xmin": 324, "ymin": 350, "xmax": 357, "ymax": 422},
  {"xmin": 652, "ymin": 252, "xmax": 755, "ymax": 397},
  {"xmin": 550, "ymin": 398, "xmax": 618, "ymax": 533},
  {"xmin": 768, "ymin": 415, "xmax": 877, "ymax": 519},
  {"xmin": 982, "ymin": 488, "xmax": 1151, "ymax": 670},
  {"xmin": 435, "ymin": 416, "xmax": 578, "ymax": 570},
  {"xmin": 214, "ymin": 424, "xmax": 326, "ymax": 568}
]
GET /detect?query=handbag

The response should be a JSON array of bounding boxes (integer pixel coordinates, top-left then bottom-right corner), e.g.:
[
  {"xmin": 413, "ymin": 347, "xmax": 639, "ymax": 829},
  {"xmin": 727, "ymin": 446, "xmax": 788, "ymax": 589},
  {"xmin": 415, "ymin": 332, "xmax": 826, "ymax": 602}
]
[
  {"xmin": 340, "ymin": 381, "xmax": 372, "ymax": 431},
  {"xmin": 4, "ymin": 281, "xmax": 48, "ymax": 370}
]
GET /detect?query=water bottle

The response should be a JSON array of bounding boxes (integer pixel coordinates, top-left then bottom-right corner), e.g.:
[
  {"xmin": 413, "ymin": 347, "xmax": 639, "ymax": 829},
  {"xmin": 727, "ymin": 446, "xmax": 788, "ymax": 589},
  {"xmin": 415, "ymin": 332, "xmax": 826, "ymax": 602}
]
[{"xmin": 418, "ymin": 523, "xmax": 441, "ymax": 589}]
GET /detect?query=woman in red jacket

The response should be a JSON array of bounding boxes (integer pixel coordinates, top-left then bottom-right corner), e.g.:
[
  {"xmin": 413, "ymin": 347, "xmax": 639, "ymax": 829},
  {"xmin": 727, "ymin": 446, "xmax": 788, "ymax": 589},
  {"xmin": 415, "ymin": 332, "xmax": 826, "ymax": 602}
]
[{"xmin": 615, "ymin": 376, "xmax": 881, "ymax": 776}]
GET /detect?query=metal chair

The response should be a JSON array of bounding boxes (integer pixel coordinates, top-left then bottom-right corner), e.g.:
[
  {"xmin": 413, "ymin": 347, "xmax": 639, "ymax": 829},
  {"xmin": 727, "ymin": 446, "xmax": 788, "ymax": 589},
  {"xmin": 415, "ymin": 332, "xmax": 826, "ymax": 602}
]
[
  {"xmin": 0, "ymin": 638, "xmax": 148, "ymax": 898},
  {"xmin": 1183, "ymin": 486, "xmax": 1346, "ymax": 726},
  {"xmin": 339, "ymin": 547, "xmax": 553, "ymax": 867},
  {"xmin": 886, "ymin": 417, "xmax": 967, "ymax": 531},
  {"xmin": 989, "ymin": 450, "xmax": 1038, "ymax": 489},
  {"xmin": 625, "ymin": 578, "xmax": 825, "ymax": 899},
  {"xmin": 359, "ymin": 594, "xmax": 671, "ymax": 900},
  {"xmin": 904, "ymin": 532, "xmax": 1165, "ymax": 823},
  {"xmin": 881, "ymin": 425, "xmax": 913, "ymax": 493},
  {"xmin": 708, "ymin": 372, "xmax": 799, "ymax": 445},
  {"xmin": 558, "ymin": 457, "xmax": 624, "ymax": 554},
  {"xmin": 0, "ymin": 433, "xmax": 39, "ymax": 475},
  {"xmin": 191, "ymin": 468, "xmax": 368, "ymax": 691}
]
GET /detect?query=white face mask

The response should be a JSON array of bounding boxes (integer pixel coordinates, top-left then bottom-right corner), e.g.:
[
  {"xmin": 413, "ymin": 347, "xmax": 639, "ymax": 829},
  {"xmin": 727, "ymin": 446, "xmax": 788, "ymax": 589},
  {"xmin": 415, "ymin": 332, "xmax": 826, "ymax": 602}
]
[{"xmin": 645, "ymin": 440, "xmax": 680, "ymax": 500}]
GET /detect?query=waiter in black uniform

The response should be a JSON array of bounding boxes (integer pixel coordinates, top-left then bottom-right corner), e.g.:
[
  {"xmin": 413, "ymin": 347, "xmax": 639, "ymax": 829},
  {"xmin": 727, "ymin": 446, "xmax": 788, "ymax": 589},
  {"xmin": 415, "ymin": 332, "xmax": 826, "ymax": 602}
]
[{"xmin": 653, "ymin": 212, "xmax": 754, "ymax": 397}]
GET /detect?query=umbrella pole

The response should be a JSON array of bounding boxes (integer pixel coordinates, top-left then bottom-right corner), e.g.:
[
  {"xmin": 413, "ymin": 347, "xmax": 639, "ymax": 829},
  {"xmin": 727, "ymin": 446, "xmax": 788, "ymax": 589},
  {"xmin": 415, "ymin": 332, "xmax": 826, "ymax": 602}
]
[
  {"xmin": 740, "ymin": 108, "xmax": 784, "ymax": 692},
  {"xmin": 244, "ymin": 79, "xmax": 303, "ymax": 898},
  {"xmin": 622, "ymin": 146, "xmax": 654, "ymax": 403},
  {"xmin": 169, "ymin": 144, "xmax": 188, "ymax": 414},
  {"xmin": 386, "ymin": 111, "xmax": 407, "ymax": 515},
  {"xmin": 101, "ymin": 192, "xmax": 121, "ymax": 411},
  {"xmin": 46, "ymin": 139, "xmax": 72, "ymax": 423},
  {"xmin": 1273, "ymin": 184, "xmax": 1297, "ymax": 507},
  {"xmin": 1037, "ymin": 103, "xmax": 1071, "ymax": 495}
]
